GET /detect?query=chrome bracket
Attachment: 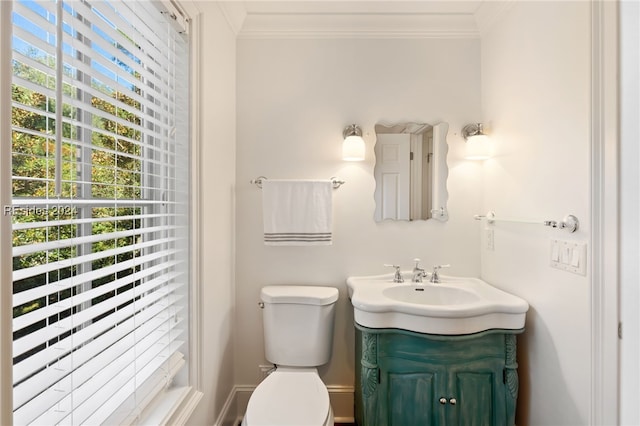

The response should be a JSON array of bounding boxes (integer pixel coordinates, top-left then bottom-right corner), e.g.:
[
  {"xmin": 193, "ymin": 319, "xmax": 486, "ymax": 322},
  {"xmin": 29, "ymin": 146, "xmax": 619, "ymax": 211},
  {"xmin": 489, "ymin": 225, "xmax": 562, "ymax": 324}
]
[{"xmin": 545, "ymin": 214, "xmax": 579, "ymax": 233}]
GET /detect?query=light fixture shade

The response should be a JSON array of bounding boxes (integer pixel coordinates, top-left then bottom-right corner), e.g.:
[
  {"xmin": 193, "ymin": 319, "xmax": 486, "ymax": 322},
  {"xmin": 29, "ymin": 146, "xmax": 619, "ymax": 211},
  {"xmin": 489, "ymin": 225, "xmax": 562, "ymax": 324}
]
[
  {"xmin": 462, "ymin": 123, "xmax": 492, "ymax": 160},
  {"xmin": 342, "ymin": 124, "xmax": 365, "ymax": 161},
  {"xmin": 342, "ymin": 135, "xmax": 366, "ymax": 161},
  {"xmin": 464, "ymin": 134, "xmax": 491, "ymax": 160}
]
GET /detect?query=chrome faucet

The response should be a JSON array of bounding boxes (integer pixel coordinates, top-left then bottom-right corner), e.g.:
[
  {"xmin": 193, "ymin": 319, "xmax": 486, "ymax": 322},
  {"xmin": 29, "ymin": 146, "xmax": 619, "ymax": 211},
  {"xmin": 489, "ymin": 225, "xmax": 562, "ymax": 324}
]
[
  {"xmin": 429, "ymin": 264, "xmax": 450, "ymax": 283},
  {"xmin": 384, "ymin": 264, "xmax": 404, "ymax": 283},
  {"xmin": 412, "ymin": 258, "xmax": 427, "ymax": 283}
]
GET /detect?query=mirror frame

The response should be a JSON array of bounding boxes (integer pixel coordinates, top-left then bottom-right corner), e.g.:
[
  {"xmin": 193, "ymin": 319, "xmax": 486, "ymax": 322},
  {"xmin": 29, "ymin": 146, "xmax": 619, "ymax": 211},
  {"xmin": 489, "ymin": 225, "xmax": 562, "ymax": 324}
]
[{"xmin": 373, "ymin": 121, "xmax": 449, "ymax": 222}]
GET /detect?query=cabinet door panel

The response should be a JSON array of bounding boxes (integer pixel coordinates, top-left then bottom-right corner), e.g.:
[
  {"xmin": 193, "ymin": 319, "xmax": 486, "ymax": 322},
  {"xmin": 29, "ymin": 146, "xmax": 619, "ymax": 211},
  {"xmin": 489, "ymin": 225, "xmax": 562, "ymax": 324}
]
[
  {"xmin": 454, "ymin": 372, "xmax": 494, "ymax": 426},
  {"xmin": 449, "ymin": 359, "xmax": 507, "ymax": 426},
  {"xmin": 388, "ymin": 372, "xmax": 437, "ymax": 425},
  {"xmin": 381, "ymin": 358, "xmax": 446, "ymax": 425}
]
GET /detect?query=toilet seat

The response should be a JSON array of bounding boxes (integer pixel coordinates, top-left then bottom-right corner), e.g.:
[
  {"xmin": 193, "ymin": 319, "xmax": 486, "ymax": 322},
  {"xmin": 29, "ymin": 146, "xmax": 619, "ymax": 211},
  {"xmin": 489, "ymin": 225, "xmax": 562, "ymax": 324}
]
[{"xmin": 243, "ymin": 368, "xmax": 332, "ymax": 426}]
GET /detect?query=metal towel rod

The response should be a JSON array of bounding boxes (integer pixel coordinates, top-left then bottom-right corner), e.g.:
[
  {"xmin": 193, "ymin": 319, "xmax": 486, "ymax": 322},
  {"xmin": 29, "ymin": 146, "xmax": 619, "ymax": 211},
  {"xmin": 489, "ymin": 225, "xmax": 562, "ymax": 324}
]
[
  {"xmin": 250, "ymin": 176, "xmax": 345, "ymax": 189},
  {"xmin": 474, "ymin": 211, "xmax": 579, "ymax": 233}
]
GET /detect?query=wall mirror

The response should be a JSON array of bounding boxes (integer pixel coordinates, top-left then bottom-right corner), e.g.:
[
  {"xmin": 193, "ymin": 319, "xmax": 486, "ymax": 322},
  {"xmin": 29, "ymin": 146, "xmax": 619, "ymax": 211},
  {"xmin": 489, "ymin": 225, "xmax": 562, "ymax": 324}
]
[{"xmin": 373, "ymin": 122, "xmax": 449, "ymax": 222}]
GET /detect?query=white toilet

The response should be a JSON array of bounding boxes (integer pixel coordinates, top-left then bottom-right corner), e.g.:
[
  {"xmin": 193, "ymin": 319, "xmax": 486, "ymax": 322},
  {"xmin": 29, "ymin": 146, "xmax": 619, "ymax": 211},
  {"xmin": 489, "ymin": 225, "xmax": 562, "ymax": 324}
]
[{"xmin": 242, "ymin": 285, "xmax": 339, "ymax": 426}]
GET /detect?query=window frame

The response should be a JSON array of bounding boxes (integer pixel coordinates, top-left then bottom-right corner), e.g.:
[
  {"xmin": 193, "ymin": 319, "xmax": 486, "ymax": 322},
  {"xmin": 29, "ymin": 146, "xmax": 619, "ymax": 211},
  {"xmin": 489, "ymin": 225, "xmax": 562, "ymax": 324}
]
[
  {"xmin": 0, "ymin": 0, "xmax": 204, "ymax": 423},
  {"xmin": 137, "ymin": 1, "xmax": 205, "ymax": 422},
  {"xmin": 2, "ymin": 1, "xmax": 16, "ymax": 424}
]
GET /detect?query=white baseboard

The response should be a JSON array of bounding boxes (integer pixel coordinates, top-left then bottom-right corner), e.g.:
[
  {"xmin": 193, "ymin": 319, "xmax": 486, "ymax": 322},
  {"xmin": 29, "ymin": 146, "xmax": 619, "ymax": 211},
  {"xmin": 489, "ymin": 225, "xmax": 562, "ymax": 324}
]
[
  {"xmin": 215, "ymin": 384, "xmax": 355, "ymax": 426},
  {"xmin": 213, "ymin": 385, "xmax": 244, "ymax": 426},
  {"xmin": 326, "ymin": 385, "xmax": 356, "ymax": 423}
]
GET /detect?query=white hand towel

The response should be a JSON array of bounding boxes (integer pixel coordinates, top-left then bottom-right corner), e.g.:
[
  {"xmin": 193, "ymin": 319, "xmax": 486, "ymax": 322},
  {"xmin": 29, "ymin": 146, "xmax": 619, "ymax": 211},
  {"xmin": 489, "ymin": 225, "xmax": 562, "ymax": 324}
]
[{"xmin": 262, "ymin": 179, "xmax": 333, "ymax": 246}]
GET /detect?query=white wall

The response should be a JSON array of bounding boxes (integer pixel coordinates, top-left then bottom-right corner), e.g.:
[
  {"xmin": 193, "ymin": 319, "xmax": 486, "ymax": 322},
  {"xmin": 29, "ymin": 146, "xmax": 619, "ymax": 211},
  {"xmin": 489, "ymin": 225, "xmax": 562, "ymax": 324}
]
[
  {"xmin": 480, "ymin": 2, "xmax": 591, "ymax": 424},
  {"xmin": 187, "ymin": 3, "xmax": 237, "ymax": 425},
  {"xmin": 235, "ymin": 37, "xmax": 483, "ymax": 406}
]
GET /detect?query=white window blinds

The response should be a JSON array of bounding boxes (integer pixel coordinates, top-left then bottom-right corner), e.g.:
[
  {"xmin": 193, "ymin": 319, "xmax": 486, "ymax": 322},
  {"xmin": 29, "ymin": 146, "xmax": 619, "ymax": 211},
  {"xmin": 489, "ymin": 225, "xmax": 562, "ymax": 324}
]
[{"xmin": 10, "ymin": 0, "xmax": 190, "ymax": 424}]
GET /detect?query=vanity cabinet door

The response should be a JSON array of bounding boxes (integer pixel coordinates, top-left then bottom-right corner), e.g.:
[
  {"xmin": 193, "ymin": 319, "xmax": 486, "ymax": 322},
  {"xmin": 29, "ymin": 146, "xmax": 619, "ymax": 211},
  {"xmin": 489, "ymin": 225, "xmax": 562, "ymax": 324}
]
[
  {"xmin": 355, "ymin": 326, "xmax": 520, "ymax": 426},
  {"xmin": 379, "ymin": 357, "xmax": 506, "ymax": 426},
  {"xmin": 379, "ymin": 357, "xmax": 447, "ymax": 426},
  {"xmin": 447, "ymin": 359, "xmax": 507, "ymax": 426}
]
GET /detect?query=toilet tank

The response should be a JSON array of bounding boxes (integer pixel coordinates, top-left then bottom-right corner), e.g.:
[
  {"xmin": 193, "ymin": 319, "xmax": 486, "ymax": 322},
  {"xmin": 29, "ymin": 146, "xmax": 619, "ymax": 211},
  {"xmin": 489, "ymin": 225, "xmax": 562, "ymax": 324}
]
[{"xmin": 261, "ymin": 285, "xmax": 339, "ymax": 367}]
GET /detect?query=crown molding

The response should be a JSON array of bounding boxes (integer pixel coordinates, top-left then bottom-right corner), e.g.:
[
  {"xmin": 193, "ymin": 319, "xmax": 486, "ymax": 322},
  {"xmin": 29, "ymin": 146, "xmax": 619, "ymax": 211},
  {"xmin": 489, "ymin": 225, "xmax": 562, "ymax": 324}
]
[
  {"xmin": 218, "ymin": 2, "xmax": 248, "ymax": 35},
  {"xmin": 217, "ymin": 1, "xmax": 516, "ymax": 40},
  {"xmin": 237, "ymin": 12, "xmax": 480, "ymax": 39}
]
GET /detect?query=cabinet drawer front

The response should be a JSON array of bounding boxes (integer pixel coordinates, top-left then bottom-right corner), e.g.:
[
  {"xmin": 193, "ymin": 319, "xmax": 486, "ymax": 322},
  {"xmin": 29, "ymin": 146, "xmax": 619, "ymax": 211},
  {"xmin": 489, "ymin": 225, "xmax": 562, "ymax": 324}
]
[{"xmin": 378, "ymin": 331, "xmax": 506, "ymax": 362}]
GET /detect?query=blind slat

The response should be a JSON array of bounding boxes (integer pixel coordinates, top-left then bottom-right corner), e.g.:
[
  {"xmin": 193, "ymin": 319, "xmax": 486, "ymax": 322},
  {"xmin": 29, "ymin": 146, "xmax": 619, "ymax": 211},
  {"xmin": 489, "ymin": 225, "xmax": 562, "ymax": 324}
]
[
  {"xmin": 11, "ymin": 53, "xmax": 57, "ymax": 92},
  {"xmin": 13, "ymin": 212, "xmax": 173, "ymax": 231},
  {"xmin": 12, "ymin": 224, "xmax": 177, "ymax": 256},
  {"xmin": 11, "ymin": 198, "xmax": 179, "ymax": 206}
]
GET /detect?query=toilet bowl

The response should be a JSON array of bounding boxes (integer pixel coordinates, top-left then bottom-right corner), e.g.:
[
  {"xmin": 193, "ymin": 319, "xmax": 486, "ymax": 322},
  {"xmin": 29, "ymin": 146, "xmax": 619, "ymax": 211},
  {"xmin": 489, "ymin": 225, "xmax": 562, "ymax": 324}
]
[
  {"xmin": 242, "ymin": 368, "xmax": 333, "ymax": 426},
  {"xmin": 242, "ymin": 285, "xmax": 339, "ymax": 426}
]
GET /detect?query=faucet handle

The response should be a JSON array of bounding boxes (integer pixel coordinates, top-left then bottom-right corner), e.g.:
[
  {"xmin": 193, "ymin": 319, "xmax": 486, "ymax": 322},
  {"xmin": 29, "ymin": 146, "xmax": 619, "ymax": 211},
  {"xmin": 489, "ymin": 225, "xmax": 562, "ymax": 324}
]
[
  {"xmin": 433, "ymin": 264, "xmax": 450, "ymax": 271},
  {"xmin": 429, "ymin": 264, "xmax": 450, "ymax": 284},
  {"xmin": 384, "ymin": 264, "xmax": 404, "ymax": 283}
]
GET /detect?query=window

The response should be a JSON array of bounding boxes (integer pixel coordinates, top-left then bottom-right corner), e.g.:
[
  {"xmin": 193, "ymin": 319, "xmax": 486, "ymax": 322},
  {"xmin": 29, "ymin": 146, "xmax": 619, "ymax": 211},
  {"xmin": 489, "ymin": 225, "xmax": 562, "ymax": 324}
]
[{"xmin": 10, "ymin": 0, "xmax": 191, "ymax": 424}]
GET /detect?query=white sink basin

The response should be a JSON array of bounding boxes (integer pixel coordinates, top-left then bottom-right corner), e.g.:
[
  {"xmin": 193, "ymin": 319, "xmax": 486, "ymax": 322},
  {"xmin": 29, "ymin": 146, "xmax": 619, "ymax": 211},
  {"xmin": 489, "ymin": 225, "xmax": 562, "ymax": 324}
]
[
  {"xmin": 347, "ymin": 273, "xmax": 529, "ymax": 335},
  {"xmin": 382, "ymin": 285, "xmax": 480, "ymax": 305}
]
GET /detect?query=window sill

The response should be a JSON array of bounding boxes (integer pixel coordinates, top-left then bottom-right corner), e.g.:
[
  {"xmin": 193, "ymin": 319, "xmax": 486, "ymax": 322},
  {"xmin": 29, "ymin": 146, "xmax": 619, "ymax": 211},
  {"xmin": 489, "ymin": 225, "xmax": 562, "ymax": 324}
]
[{"xmin": 139, "ymin": 386, "xmax": 203, "ymax": 426}]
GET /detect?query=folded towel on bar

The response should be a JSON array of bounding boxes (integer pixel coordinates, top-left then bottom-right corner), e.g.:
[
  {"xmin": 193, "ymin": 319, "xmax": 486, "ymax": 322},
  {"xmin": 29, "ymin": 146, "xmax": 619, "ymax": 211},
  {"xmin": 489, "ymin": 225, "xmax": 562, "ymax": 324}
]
[{"xmin": 262, "ymin": 179, "xmax": 333, "ymax": 246}]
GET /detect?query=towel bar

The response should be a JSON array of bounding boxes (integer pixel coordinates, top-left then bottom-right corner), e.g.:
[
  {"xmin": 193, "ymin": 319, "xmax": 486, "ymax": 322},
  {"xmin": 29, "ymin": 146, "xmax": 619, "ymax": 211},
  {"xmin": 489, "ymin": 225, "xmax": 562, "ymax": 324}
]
[
  {"xmin": 250, "ymin": 176, "xmax": 345, "ymax": 189},
  {"xmin": 474, "ymin": 211, "xmax": 579, "ymax": 233}
]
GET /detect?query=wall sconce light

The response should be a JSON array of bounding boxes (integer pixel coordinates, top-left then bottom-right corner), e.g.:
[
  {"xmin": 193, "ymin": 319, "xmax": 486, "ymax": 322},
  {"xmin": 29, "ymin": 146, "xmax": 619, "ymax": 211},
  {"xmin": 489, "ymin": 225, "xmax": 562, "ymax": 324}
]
[
  {"xmin": 342, "ymin": 124, "xmax": 365, "ymax": 161},
  {"xmin": 462, "ymin": 123, "xmax": 491, "ymax": 160}
]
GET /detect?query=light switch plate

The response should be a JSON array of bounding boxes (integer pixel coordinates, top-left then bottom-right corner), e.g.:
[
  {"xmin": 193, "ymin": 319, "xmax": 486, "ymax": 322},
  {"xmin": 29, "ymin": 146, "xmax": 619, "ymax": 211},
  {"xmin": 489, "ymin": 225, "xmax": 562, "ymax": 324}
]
[{"xmin": 550, "ymin": 239, "xmax": 587, "ymax": 275}]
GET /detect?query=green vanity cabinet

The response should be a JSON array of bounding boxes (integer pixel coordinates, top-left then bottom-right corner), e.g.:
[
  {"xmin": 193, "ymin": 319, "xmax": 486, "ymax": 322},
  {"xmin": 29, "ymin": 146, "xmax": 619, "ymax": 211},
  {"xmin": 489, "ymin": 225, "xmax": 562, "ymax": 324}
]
[{"xmin": 355, "ymin": 324, "xmax": 523, "ymax": 426}]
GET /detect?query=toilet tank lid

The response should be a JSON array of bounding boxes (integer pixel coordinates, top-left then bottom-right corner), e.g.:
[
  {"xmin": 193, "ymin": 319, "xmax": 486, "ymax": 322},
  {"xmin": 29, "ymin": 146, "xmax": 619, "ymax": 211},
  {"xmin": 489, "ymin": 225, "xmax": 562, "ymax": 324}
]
[{"xmin": 261, "ymin": 286, "xmax": 338, "ymax": 306}]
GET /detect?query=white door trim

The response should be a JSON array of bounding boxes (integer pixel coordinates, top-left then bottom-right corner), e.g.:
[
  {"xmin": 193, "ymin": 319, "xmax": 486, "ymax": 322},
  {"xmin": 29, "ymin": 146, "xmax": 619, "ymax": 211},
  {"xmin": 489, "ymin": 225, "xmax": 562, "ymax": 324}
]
[{"xmin": 590, "ymin": 1, "xmax": 619, "ymax": 424}]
